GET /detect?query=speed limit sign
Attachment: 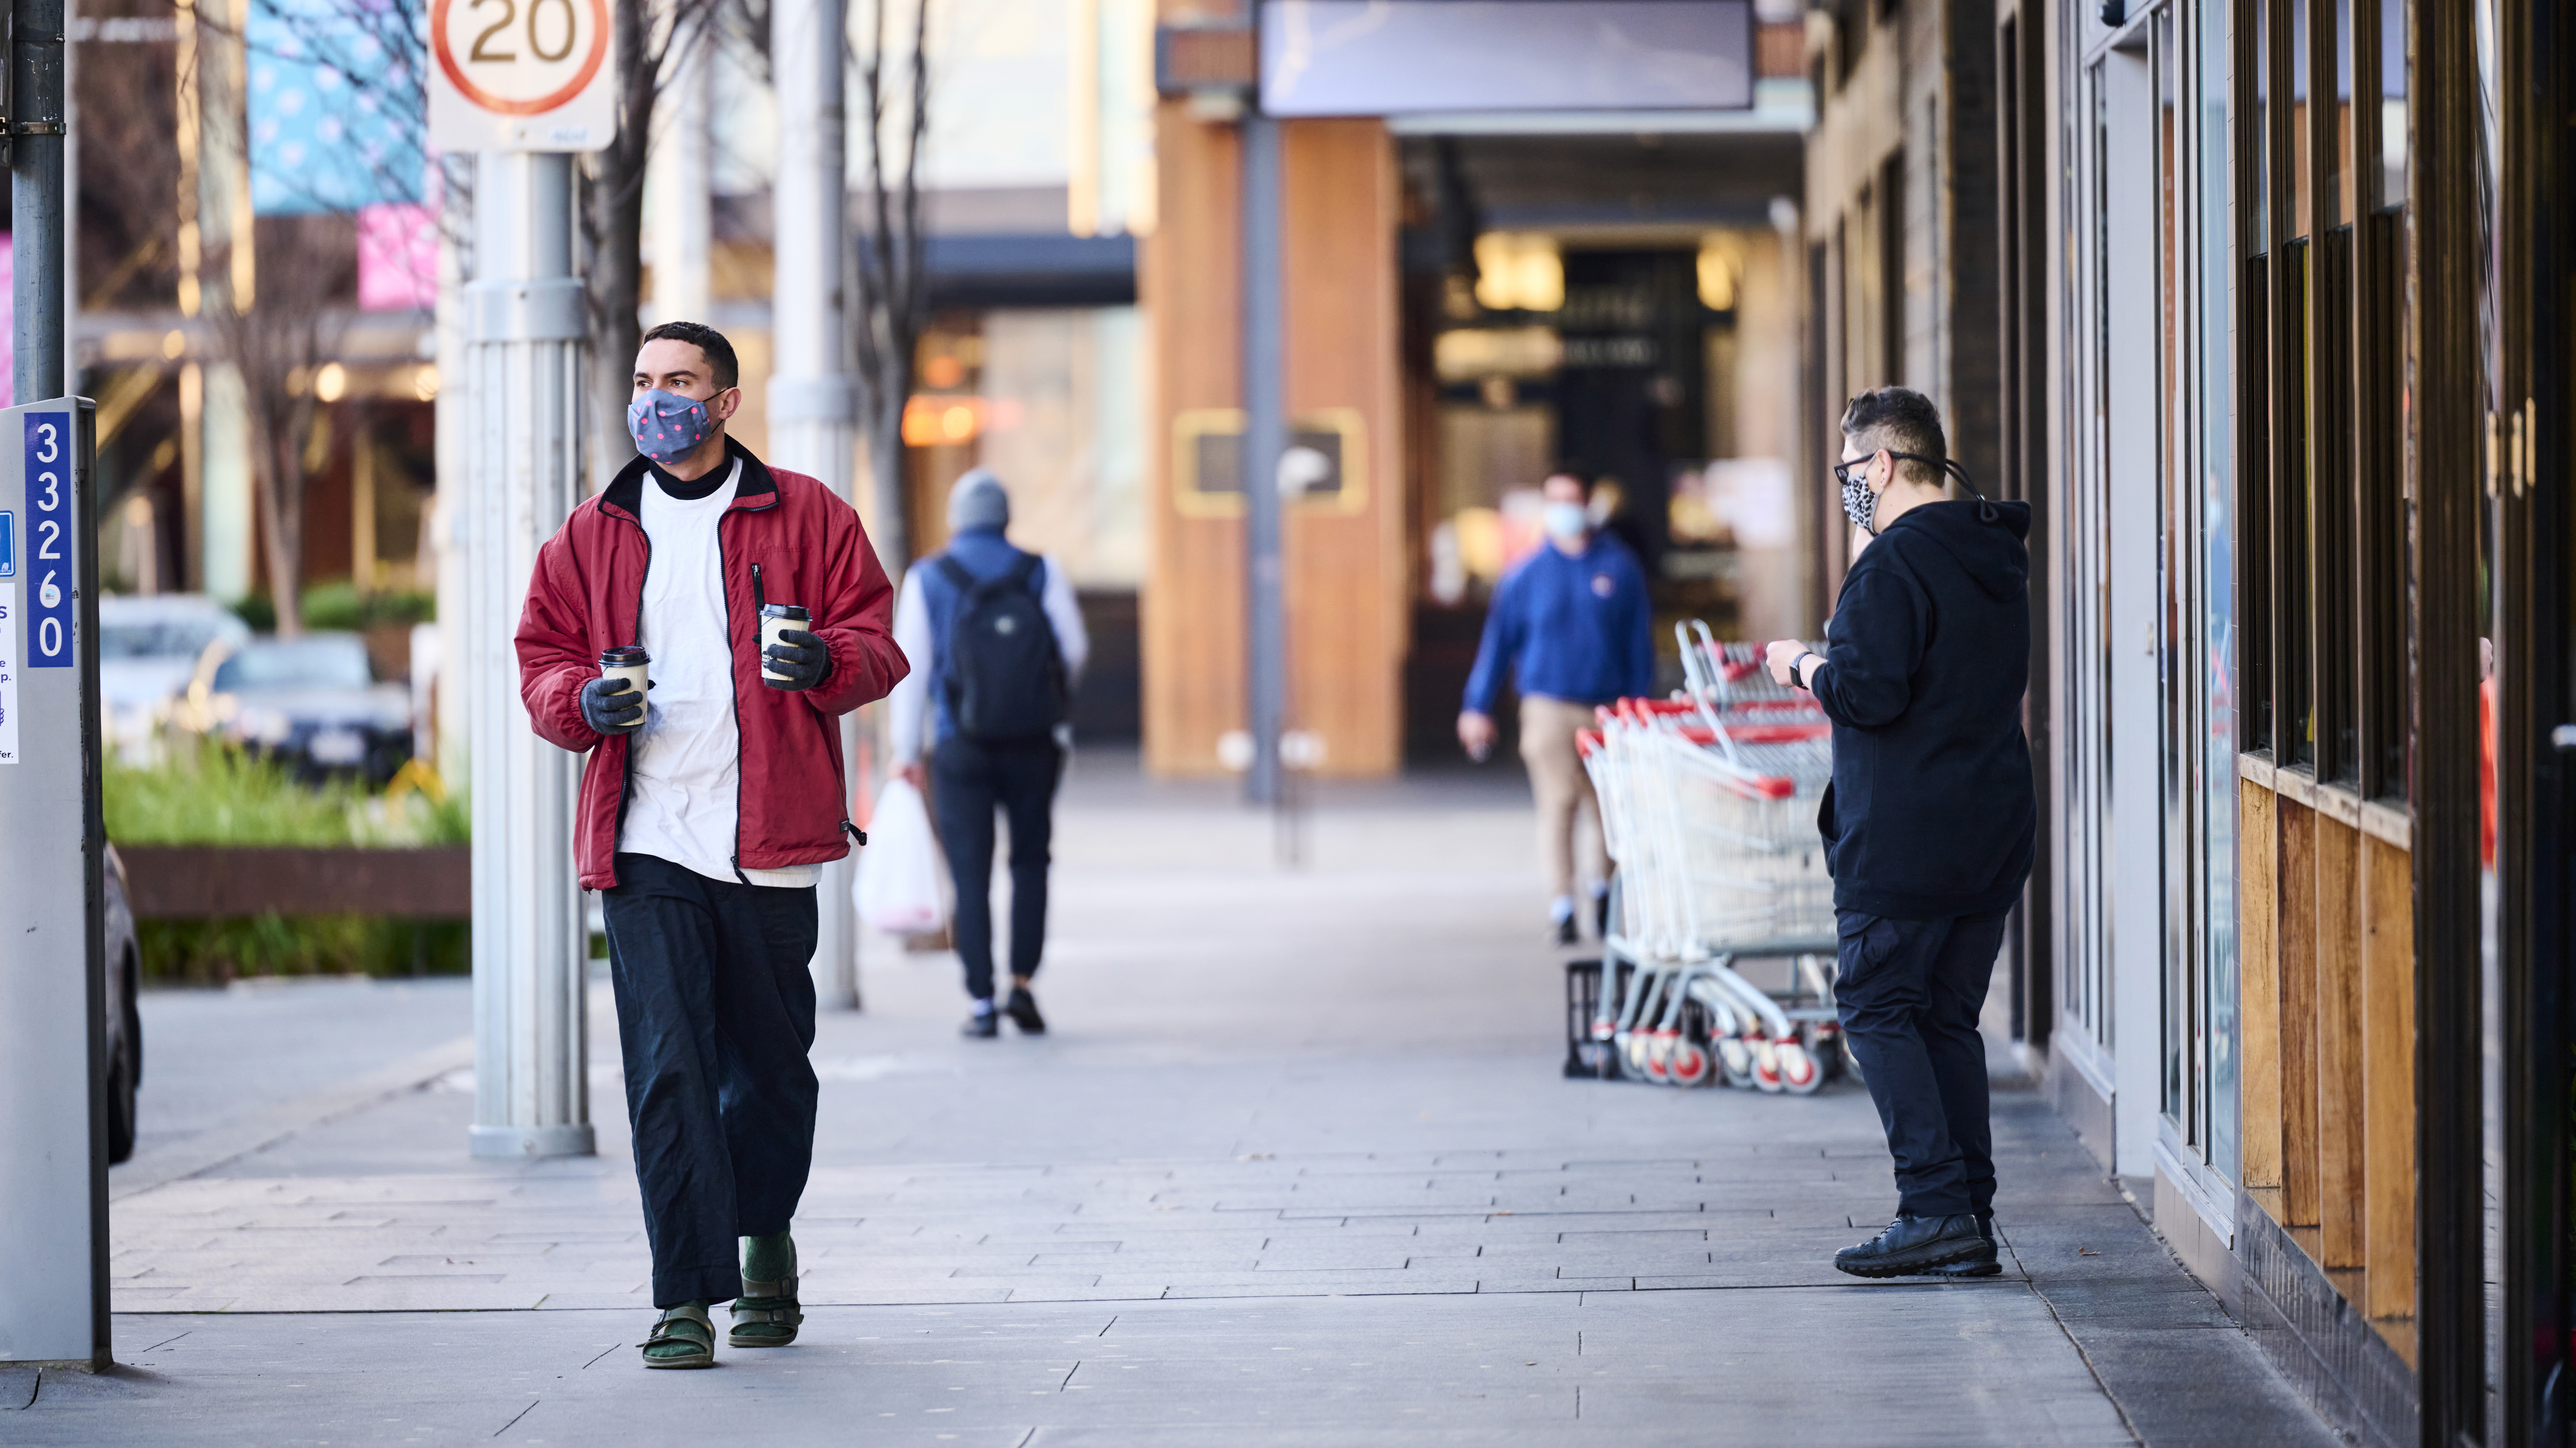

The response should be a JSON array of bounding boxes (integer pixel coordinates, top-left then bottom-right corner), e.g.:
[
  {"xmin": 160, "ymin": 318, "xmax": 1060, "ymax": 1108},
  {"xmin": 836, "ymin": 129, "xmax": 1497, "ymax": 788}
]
[{"xmin": 427, "ymin": 0, "xmax": 615, "ymax": 150}]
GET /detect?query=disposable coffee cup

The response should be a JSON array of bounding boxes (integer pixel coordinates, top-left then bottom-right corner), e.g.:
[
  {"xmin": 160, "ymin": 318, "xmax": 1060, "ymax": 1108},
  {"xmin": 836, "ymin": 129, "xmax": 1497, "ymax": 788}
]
[
  {"xmin": 760, "ymin": 605, "xmax": 810, "ymax": 683},
  {"xmin": 598, "ymin": 645, "xmax": 650, "ymax": 710}
]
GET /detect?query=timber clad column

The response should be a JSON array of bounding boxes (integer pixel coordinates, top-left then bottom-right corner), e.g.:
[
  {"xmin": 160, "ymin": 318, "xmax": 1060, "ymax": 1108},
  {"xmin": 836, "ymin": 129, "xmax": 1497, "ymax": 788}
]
[{"xmin": 1144, "ymin": 105, "xmax": 1406, "ymax": 777}]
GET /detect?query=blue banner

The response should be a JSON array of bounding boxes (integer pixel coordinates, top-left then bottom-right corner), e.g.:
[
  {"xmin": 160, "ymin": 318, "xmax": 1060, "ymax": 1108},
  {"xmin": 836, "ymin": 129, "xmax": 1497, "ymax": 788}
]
[
  {"xmin": 24, "ymin": 412, "xmax": 71, "ymax": 668},
  {"xmin": 249, "ymin": 0, "xmax": 426, "ymax": 215}
]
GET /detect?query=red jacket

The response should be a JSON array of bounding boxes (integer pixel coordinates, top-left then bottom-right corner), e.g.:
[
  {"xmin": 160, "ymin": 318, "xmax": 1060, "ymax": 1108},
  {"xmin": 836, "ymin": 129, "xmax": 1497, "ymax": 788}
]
[{"xmin": 515, "ymin": 440, "xmax": 908, "ymax": 891}]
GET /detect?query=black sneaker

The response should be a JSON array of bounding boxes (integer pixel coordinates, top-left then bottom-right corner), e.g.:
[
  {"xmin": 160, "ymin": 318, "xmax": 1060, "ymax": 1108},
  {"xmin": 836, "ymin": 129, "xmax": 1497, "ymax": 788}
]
[
  {"xmin": 1592, "ymin": 893, "xmax": 1612, "ymax": 940},
  {"xmin": 1832, "ymin": 1213, "xmax": 1994, "ymax": 1278},
  {"xmin": 961, "ymin": 1008, "xmax": 999, "ymax": 1039},
  {"xmin": 1551, "ymin": 916, "xmax": 1579, "ymax": 946},
  {"xmin": 1922, "ymin": 1217, "xmax": 2004, "ymax": 1278},
  {"xmin": 1003, "ymin": 988, "xmax": 1047, "ymax": 1036}
]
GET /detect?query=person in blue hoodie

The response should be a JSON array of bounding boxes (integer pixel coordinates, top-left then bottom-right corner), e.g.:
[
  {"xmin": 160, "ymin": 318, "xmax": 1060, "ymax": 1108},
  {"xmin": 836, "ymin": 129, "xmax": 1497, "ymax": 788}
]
[
  {"xmin": 1765, "ymin": 387, "xmax": 2035, "ymax": 1280},
  {"xmin": 1459, "ymin": 469, "xmax": 1654, "ymax": 945}
]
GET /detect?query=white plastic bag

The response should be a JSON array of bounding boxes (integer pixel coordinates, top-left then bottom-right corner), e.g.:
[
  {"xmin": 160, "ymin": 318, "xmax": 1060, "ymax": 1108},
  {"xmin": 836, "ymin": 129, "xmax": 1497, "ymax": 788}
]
[{"xmin": 854, "ymin": 780, "xmax": 946, "ymax": 935}]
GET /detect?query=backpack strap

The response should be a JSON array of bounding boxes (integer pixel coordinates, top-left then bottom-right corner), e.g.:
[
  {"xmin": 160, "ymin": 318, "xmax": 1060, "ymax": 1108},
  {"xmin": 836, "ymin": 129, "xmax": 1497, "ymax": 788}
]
[
  {"xmin": 934, "ymin": 555, "xmax": 976, "ymax": 595},
  {"xmin": 1008, "ymin": 552, "xmax": 1045, "ymax": 594}
]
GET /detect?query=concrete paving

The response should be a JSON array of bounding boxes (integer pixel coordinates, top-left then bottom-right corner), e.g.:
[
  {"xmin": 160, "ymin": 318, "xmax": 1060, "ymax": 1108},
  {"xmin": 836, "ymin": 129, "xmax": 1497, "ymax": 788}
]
[{"xmin": 15, "ymin": 757, "xmax": 2334, "ymax": 1445}]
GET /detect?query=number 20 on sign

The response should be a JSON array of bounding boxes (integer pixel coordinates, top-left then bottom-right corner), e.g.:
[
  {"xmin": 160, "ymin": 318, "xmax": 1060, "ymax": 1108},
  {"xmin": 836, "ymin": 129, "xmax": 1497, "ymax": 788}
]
[{"xmin": 427, "ymin": 0, "xmax": 614, "ymax": 151}]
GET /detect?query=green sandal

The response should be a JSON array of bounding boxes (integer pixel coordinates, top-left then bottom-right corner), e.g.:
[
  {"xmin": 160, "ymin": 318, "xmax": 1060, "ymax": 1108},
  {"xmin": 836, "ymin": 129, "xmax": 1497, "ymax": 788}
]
[
  {"xmin": 729, "ymin": 1271, "xmax": 803, "ymax": 1348},
  {"xmin": 642, "ymin": 1303, "xmax": 716, "ymax": 1368}
]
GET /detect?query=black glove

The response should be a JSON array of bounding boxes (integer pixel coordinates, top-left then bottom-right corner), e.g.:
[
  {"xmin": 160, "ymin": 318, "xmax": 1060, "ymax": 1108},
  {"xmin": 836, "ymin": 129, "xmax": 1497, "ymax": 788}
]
[
  {"xmin": 581, "ymin": 675, "xmax": 648, "ymax": 733},
  {"xmin": 763, "ymin": 628, "xmax": 831, "ymax": 692}
]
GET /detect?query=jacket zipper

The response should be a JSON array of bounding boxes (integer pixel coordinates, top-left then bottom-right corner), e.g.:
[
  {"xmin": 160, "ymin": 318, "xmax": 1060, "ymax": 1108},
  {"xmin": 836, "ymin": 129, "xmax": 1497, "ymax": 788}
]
[
  {"xmin": 609, "ymin": 516, "xmax": 651, "ymax": 890},
  {"xmin": 723, "ymin": 512, "xmax": 753, "ymax": 885}
]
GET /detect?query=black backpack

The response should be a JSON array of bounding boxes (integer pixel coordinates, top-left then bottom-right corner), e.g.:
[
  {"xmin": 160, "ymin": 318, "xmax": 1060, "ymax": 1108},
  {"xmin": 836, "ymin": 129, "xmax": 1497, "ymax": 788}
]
[{"xmin": 937, "ymin": 552, "xmax": 1067, "ymax": 742}]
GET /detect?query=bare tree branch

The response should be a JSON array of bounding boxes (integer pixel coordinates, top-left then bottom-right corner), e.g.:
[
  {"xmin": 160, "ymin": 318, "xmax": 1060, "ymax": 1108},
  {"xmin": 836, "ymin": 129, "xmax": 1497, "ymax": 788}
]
[{"xmin": 848, "ymin": 0, "xmax": 927, "ymax": 573}]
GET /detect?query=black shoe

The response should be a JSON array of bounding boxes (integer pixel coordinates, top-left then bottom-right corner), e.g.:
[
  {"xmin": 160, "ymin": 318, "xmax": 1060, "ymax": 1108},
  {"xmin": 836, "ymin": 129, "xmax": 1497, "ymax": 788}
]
[
  {"xmin": 1592, "ymin": 893, "xmax": 1611, "ymax": 940},
  {"xmin": 1923, "ymin": 1214, "xmax": 2004, "ymax": 1276},
  {"xmin": 1003, "ymin": 988, "xmax": 1047, "ymax": 1036},
  {"xmin": 1552, "ymin": 915, "xmax": 1579, "ymax": 946},
  {"xmin": 1832, "ymin": 1213, "xmax": 1993, "ymax": 1279},
  {"xmin": 961, "ymin": 1008, "xmax": 999, "ymax": 1039}
]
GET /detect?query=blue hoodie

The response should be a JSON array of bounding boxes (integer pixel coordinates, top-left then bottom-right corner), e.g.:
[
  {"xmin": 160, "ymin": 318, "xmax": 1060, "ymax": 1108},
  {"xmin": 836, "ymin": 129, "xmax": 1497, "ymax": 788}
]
[
  {"xmin": 1811, "ymin": 497, "xmax": 2037, "ymax": 920},
  {"xmin": 1461, "ymin": 534, "xmax": 1655, "ymax": 713}
]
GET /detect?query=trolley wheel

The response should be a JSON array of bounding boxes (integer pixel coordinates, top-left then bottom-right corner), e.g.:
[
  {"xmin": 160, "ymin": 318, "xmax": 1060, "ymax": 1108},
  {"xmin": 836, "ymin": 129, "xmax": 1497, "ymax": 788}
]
[
  {"xmin": 1622, "ymin": 1030, "xmax": 1654, "ymax": 1079},
  {"xmin": 1799, "ymin": 1021, "xmax": 1847, "ymax": 1083},
  {"xmin": 1716, "ymin": 1035, "xmax": 1756, "ymax": 1089},
  {"xmin": 1643, "ymin": 1027, "xmax": 1679, "ymax": 1084},
  {"xmin": 1777, "ymin": 1037, "xmax": 1827, "ymax": 1095},
  {"xmin": 1666, "ymin": 1037, "xmax": 1711, "ymax": 1087},
  {"xmin": 1750, "ymin": 1037, "xmax": 1785, "ymax": 1093}
]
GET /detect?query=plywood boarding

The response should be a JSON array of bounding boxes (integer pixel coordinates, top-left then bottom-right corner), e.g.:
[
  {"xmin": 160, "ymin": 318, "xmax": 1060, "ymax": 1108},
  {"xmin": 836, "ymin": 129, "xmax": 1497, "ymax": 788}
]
[
  {"xmin": 2361, "ymin": 832, "xmax": 2417, "ymax": 1325},
  {"xmin": 2277, "ymin": 795, "xmax": 2320, "ymax": 1228},
  {"xmin": 1282, "ymin": 119, "xmax": 1405, "ymax": 776},
  {"xmin": 2240, "ymin": 779, "xmax": 2284, "ymax": 1194},
  {"xmin": 1141, "ymin": 104, "xmax": 1249, "ymax": 774},
  {"xmin": 2315, "ymin": 813, "xmax": 2365, "ymax": 1267}
]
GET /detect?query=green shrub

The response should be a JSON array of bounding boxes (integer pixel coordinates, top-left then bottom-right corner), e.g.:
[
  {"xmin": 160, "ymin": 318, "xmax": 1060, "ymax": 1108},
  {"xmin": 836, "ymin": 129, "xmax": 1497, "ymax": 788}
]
[
  {"xmin": 230, "ymin": 582, "xmax": 436, "ymax": 636},
  {"xmin": 137, "ymin": 917, "xmax": 468, "ymax": 984},
  {"xmin": 111, "ymin": 741, "xmax": 473, "ymax": 981},
  {"xmin": 106, "ymin": 738, "xmax": 465, "ymax": 847}
]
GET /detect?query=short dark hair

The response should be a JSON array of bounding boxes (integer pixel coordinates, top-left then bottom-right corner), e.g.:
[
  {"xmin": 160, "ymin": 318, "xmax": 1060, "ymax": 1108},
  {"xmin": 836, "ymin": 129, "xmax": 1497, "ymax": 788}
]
[
  {"xmin": 639, "ymin": 321, "xmax": 739, "ymax": 392},
  {"xmin": 1839, "ymin": 387, "xmax": 1948, "ymax": 487},
  {"xmin": 1542, "ymin": 465, "xmax": 1595, "ymax": 498}
]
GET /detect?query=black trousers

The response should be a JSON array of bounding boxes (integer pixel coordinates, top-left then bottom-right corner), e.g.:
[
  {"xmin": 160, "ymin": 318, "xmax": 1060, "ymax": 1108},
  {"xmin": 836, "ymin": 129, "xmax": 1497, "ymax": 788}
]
[
  {"xmin": 601, "ymin": 851, "xmax": 820, "ymax": 1306},
  {"xmin": 1833, "ymin": 908, "xmax": 2010, "ymax": 1221},
  {"xmin": 930, "ymin": 735, "xmax": 1063, "ymax": 1001}
]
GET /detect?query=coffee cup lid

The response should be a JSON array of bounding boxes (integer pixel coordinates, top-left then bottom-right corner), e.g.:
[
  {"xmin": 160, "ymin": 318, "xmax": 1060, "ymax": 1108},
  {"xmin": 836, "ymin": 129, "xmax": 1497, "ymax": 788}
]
[
  {"xmin": 760, "ymin": 604, "xmax": 810, "ymax": 621},
  {"xmin": 600, "ymin": 645, "xmax": 650, "ymax": 666}
]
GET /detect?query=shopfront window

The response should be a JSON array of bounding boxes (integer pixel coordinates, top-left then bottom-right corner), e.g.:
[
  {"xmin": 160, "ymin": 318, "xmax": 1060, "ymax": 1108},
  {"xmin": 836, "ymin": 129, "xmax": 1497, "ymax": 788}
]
[{"xmin": 2194, "ymin": 0, "xmax": 2239, "ymax": 1180}]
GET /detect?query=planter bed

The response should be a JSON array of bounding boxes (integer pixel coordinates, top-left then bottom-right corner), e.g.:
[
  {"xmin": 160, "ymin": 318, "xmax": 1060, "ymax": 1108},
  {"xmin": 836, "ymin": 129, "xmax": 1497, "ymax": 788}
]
[{"xmin": 118, "ymin": 845, "xmax": 471, "ymax": 920}]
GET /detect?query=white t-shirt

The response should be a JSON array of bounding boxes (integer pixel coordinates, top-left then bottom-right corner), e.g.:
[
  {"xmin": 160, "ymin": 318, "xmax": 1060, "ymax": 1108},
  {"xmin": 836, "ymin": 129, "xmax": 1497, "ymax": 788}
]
[{"xmin": 620, "ymin": 460, "xmax": 820, "ymax": 890}]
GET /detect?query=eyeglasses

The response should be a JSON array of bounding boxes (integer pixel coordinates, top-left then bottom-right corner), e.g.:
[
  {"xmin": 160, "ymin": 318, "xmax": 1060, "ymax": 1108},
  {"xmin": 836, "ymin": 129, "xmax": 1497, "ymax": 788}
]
[{"xmin": 1831, "ymin": 450, "xmax": 1986, "ymax": 498}]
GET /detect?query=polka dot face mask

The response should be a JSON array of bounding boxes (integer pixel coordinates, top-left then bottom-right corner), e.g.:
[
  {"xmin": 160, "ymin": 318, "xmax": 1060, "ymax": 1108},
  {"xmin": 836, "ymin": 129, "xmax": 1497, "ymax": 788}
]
[{"xmin": 627, "ymin": 388, "xmax": 715, "ymax": 466}]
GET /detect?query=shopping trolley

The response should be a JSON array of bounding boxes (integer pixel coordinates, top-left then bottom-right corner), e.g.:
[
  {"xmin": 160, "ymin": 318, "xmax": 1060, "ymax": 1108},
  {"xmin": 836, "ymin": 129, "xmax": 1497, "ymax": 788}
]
[{"xmin": 1577, "ymin": 622, "xmax": 1847, "ymax": 1094}]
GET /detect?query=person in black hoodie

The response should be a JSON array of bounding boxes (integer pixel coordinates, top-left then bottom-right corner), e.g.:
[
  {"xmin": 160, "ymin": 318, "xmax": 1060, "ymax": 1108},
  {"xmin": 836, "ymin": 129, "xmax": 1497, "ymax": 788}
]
[{"xmin": 1764, "ymin": 387, "xmax": 2036, "ymax": 1279}]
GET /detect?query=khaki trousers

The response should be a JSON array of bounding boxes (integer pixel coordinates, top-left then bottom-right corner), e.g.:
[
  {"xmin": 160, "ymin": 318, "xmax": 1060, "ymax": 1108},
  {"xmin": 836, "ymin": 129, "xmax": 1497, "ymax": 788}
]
[{"xmin": 1518, "ymin": 695, "xmax": 1610, "ymax": 900}]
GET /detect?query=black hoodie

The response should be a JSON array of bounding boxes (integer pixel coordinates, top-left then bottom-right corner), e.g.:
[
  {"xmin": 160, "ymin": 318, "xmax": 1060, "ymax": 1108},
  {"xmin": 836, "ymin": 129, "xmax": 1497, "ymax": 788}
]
[{"xmin": 1810, "ymin": 497, "xmax": 2036, "ymax": 920}]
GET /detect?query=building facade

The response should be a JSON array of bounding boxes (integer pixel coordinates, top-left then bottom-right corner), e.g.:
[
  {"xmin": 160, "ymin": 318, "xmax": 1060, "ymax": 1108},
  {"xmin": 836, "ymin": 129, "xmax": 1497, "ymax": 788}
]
[{"xmin": 1817, "ymin": 1, "xmax": 2576, "ymax": 1442}]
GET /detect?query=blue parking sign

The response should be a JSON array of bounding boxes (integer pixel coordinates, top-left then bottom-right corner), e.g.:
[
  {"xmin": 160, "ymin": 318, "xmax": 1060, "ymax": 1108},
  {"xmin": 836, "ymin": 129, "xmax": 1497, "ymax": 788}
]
[
  {"xmin": 25, "ymin": 413, "xmax": 71, "ymax": 667},
  {"xmin": 0, "ymin": 509, "xmax": 13, "ymax": 577}
]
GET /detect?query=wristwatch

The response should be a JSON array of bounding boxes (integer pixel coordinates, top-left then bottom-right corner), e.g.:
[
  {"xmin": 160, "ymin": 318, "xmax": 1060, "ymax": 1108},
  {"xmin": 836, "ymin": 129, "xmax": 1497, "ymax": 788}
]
[{"xmin": 1792, "ymin": 652, "xmax": 1821, "ymax": 690}]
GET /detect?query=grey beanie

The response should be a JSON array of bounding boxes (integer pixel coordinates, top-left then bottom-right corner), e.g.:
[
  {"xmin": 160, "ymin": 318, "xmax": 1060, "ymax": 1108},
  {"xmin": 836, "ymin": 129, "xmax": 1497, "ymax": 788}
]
[{"xmin": 948, "ymin": 469, "xmax": 1010, "ymax": 532}]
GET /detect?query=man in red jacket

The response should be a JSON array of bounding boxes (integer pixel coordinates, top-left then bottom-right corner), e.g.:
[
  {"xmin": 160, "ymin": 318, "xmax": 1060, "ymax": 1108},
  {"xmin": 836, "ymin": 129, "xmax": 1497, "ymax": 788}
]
[{"xmin": 515, "ymin": 321, "xmax": 907, "ymax": 1369}]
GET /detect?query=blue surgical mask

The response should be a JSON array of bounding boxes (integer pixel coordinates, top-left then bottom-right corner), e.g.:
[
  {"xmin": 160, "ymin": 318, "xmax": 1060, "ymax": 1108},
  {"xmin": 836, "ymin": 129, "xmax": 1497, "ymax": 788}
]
[
  {"xmin": 627, "ymin": 388, "xmax": 716, "ymax": 466},
  {"xmin": 1542, "ymin": 501, "xmax": 1590, "ymax": 543}
]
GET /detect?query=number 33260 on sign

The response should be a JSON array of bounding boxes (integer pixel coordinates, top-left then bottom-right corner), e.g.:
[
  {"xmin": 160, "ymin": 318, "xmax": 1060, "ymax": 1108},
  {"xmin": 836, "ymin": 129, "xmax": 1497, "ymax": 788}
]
[{"xmin": 428, "ymin": 0, "xmax": 614, "ymax": 152}]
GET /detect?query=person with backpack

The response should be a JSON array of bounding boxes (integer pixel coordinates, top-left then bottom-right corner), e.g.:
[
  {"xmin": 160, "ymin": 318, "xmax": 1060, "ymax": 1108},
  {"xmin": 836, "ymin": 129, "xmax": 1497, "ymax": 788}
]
[{"xmin": 889, "ymin": 469, "xmax": 1090, "ymax": 1037}]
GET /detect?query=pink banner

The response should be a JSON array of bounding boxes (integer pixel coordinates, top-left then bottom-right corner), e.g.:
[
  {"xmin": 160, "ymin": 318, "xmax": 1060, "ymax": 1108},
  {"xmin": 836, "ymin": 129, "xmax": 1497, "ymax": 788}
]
[{"xmin": 356, "ymin": 204, "xmax": 435, "ymax": 312}]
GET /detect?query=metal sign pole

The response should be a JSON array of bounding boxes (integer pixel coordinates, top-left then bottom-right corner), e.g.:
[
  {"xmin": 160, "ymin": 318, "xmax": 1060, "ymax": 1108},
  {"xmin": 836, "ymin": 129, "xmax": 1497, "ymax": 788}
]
[
  {"xmin": 0, "ymin": 0, "xmax": 111, "ymax": 1369},
  {"xmin": 1241, "ymin": 107, "xmax": 1285, "ymax": 810},
  {"xmin": 464, "ymin": 151, "xmax": 593, "ymax": 1160}
]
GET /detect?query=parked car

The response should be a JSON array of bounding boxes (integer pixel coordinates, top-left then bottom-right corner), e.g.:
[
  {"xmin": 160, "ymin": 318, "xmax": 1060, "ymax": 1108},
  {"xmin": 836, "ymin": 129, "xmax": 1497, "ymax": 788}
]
[
  {"xmin": 176, "ymin": 633, "xmax": 414, "ymax": 784},
  {"xmin": 98, "ymin": 594, "xmax": 251, "ymax": 760},
  {"xmin": 105, "ymin": 844, "xmax": 141, "ymax": 1165}
]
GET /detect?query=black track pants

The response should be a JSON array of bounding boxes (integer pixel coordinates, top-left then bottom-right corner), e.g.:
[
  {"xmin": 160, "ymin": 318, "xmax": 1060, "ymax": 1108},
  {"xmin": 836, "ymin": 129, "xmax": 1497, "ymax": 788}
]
[
  {"xmin": 930, "ymin": 735, "xmax": 1063, "ymax": 1001},
  {"xmin": 601, "ymin": 851, "xmax": 819, "ymax": 1307},
  {"xmin": 1833, "ymin": 908, "xmax": 2010, "ymax": 1221}
]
